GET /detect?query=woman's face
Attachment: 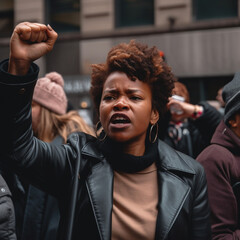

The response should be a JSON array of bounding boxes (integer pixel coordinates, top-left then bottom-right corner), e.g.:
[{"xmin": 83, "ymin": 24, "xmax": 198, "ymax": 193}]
[
  {"xmin": 99, "ymin": 72, "xmax": 159, "ymax": 154},
  {"xmin": 31, "ymin": 101, "xmax": 41, "ymax": 133}
]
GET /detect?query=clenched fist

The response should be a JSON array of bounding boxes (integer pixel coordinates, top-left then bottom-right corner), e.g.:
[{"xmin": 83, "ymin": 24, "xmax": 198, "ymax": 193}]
[{"xmin": 8, "ymin": 22, "xmax": 58, "ymax": 75}]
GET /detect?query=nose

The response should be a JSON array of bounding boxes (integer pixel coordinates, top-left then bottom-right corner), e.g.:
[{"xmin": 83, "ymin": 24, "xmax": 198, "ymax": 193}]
[{"xmin": 113, "ymin": 97, "xmax": 129, "ymax": 110}]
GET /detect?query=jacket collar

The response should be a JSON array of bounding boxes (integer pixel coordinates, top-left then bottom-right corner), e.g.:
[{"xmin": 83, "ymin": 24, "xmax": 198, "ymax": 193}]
[
  {"xmin": 81, "ymin": 137, "xmax": 195, "ymax": 176},
  {"xmin": 82, "ymin": 138, "xmax": 195, "ymax": 240},
  {"xmin": 156, "ymin": 139, "xmax": 196, "ymax": 175}
]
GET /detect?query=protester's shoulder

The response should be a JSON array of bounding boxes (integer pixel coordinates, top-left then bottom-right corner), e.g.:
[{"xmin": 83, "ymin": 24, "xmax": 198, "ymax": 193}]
[
  {"xmin": 197, "ymin": 143, "xmax": 234, "ymax": 168},
  {"xmin": 172, "ymin": 148, "xmax": 208, "ymax": 187},
  {"xmin": 67, "ymin": 132, "xmax": 97, "ymax": 146},
  {"xmin": 66, "ymin": 132, "xmax": 105, "ymax": 163},
  {"xmin": 176, "ymin": 149, "xmax": 205, "ymax": 174},
  {"xmin": 158, "ymin": 139, "xmax": 205, "ymax": 175}
]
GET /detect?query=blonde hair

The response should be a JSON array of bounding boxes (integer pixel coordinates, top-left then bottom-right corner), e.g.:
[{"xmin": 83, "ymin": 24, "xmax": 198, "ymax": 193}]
[{"xmin": 34, "ymin": 107, "xmax": 95, "ymax": 142}]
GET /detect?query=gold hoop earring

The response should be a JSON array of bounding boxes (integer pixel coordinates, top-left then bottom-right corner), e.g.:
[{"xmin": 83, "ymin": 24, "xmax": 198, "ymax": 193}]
[
  {"xmin": 149, "ymin": 123, "xmax": 158, "ymax": 143},
  {"xmin": 95, "ymin": 121, "xmax": 107, "ymax": 141}
]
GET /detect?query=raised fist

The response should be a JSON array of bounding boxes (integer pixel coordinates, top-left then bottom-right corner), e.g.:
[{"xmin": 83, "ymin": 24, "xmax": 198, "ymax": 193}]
[{"xmin": 8, "ymin": 22, "xmax": 58, "ymax": 75}]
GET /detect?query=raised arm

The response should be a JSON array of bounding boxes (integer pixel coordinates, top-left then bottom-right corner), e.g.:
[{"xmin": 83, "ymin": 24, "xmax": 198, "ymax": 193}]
[
  {"xmin": 0, "ymin": 22, "xmax": 72, "ymax": 197},
  {"xmin": 8, "ymin": 22, "xmax": 58, "ymax": 75}
]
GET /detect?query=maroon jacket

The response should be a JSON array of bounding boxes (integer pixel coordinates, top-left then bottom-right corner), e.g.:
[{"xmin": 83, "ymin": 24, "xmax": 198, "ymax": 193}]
[{"xmin": 197, "ymin": 120, "xmax": 240, "ymax": 239}]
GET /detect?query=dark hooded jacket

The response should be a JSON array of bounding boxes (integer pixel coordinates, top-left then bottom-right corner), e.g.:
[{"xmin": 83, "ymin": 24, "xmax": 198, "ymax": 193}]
[
  {"xmin": 0, "ymin": 59, "xmax": 211, "ymax": 240},
  {"xmin": 197, "ymin": 120, "xmax": 240, "ymax": 239}
]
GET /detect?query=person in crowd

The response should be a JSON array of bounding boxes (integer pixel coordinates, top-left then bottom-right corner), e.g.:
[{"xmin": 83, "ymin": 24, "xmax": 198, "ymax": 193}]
[
  {"xmin": 0, "ymin": 174, "xmax": 16, "ymax": 240},
  {"xmin": 216, "ymin": 86, "xmax": 225, "ymax": 115},
  {"xmin": 159, "ymin": 81, "xmax": 222, "ymax": 158},
  {"xmin": 197, "ymin": 72, "xmax": 240, "ymax": 239},
  {"xmin": 207, "ymin": 86, "xmax": 226, "ymax": 116},
  {"xmin": 0, "ymin": 22, "xmax": 210, "ymax": 240}
]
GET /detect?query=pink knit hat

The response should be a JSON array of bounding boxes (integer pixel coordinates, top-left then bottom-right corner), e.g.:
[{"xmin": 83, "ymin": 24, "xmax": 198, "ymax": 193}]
[{"xmin": 33, "ymin": 72, "xmax": 67, "ymax": 115}]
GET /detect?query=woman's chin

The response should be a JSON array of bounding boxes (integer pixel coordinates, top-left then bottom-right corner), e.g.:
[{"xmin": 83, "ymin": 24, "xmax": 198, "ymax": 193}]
[{"xmin": 107, "ymin": 133, "xmax": 131, "ymax": 143}]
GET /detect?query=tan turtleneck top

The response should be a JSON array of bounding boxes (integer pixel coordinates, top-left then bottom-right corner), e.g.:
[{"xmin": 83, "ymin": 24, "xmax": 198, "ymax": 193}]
[{"xmin": 111, "ymin": 162, "xmax": 158, "ymax": 240}]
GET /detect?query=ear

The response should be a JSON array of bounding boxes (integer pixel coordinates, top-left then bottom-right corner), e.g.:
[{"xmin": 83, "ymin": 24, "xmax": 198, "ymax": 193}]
[
  {"xmin": 229, "ymin": 118, "xmax": 237, "ymax": 128},
  {"xmin": 150, "ymin": 109, "xmax": 159, "ymax": 125}
]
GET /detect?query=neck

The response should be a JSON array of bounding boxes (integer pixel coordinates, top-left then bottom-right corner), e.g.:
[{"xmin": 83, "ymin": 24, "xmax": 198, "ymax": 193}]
[
  {"xmin": 121, "ymin": 139, "xmax": 146, "ymax": 156},
  {"xmin": 99, "ymin": 138, "xmax": 158, "ymax": 173}
]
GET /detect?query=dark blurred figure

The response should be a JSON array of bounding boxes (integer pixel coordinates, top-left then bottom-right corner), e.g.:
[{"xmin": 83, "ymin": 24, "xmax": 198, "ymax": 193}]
[
  {"xmin": 0, "ymin": 173, "xmax": 16, "ymax": 239},
  {"xmin": 197, "ymin": 72, "xmax": 240, "ymax": 239},
  {"xmin": 159, "ymin": 81, "xmax": 222, "ymax": 158},
  {"xmin": 216, "ymin": 87, "xmax": 225, "ymax": 115}
]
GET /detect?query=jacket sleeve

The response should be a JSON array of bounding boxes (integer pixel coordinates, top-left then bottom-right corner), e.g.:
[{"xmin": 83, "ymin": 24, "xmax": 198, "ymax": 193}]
[
  {"xmin": 193, "ymin": 101, "xmax": 222, "ymax": 143},
  {"xmin": 191, "ymin": 162, "xmax": 212, "ymax": 240},
  {"xmin": 197, "ymin": 146, "xmax": 240, "ymax": 240},
  {"xmin": 189, "ymin": 101, "xmax": 223, "ymax": 158},
  {"xmin": 0, "ymin": 59, "xmax": 74, "ymax": 197}
]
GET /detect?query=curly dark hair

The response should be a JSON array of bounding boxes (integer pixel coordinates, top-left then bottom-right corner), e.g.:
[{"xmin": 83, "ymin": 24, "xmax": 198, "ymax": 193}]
[{"xmin": 90, "ymin": 40, "xmax": 176, "ymax": 119}]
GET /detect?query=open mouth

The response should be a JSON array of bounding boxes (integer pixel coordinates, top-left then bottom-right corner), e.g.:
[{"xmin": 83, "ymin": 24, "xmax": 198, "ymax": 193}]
[{"xmin": 110, "ymin": 114, "xmax": 131, "ymax": 124}]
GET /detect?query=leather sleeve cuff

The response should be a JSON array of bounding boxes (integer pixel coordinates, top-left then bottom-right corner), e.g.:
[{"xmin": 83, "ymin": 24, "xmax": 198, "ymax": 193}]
[{"xmin": 0, "ymin": 59, "xmax": 39, "ymax": 84}]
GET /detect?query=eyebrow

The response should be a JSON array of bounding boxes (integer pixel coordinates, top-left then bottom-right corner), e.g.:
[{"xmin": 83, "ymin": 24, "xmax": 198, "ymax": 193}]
[{"xmin": 103, "ymin": 89, "xmax": 142, "ymax": 94}]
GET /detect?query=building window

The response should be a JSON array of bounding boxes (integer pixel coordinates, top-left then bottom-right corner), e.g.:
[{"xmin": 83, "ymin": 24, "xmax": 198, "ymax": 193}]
[
  {"xmin": 115, "ymin": 0, "xmax": 154, "ymax": 28},
  {"xmin": 0, "ymin": 0, "xmax": 13, "ymax": 37},
  {"xmin": 47, "ymin": 0, "xmax": 80, "ymax": 32},
  {"xmin": 193, "ymin": 0, "xmax": 238, "ymax": 20}
]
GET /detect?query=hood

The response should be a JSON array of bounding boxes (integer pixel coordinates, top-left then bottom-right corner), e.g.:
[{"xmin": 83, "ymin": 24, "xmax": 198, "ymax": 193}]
[{"xmin": 211, "ymin": 120, "xmax": 240, "ymax": 151}]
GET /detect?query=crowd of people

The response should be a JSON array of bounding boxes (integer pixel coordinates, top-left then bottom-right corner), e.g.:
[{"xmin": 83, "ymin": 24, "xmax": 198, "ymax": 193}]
[{"xmin": 0, "ymin": 21, "xmax": 239, "ymax": 240}]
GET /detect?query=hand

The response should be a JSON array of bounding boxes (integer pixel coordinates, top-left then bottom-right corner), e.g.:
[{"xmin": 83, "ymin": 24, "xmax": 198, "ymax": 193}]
[
  {"xmin": 8, "ymin": 22, "xmax": 58, "ymax": 75},
  {"xmin": 167, "ymin": 97, "xmax": 196, "ymax": 122}
]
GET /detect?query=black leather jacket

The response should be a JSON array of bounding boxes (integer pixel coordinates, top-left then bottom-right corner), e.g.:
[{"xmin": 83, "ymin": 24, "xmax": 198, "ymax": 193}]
[{"xmin": 0, "ymin": 60, "xmax": 211, "ymax": 240}]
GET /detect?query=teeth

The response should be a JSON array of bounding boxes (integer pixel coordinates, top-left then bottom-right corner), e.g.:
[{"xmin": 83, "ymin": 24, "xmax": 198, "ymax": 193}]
[
  {"xmin": 112, "ymin": 116, "xmax": 129, "ymax": 123},
  {"xmin": 111, "ymin": 114, "xmax": 130, "ymax": 124}
]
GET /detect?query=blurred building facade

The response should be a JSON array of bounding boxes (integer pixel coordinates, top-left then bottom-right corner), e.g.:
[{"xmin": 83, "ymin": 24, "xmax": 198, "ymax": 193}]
[{"xmin": 0, "ymin": 0, "xmax": 240, "ymax": 122}]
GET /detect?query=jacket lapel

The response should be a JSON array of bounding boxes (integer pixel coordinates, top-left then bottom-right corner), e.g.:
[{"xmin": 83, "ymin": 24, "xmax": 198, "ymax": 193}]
[
  {"xmin": 156, "ymin": 140, "xmax": 195, "ymax": 240},
  {"xmin": 156, "ymin": 170, "xmax": 191, "ymax": 240},
  {"xmin": 86, "ymin": 160, "xmax": 113, "ymax": 240}
]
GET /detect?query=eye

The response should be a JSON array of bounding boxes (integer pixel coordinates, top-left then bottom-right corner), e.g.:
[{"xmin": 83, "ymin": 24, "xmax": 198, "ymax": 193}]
[
  {"xmin": 103, "ymin": 95, "xmax": 115, "ymax": 101},
  {"xmin": 130, "ymin": 95, "xmax": 142, "ymax": 101}
]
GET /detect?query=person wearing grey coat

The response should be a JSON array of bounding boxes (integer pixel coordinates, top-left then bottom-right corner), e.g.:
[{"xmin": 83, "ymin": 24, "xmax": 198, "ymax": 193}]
[{"xmin": 0, "ymin": 174, "xmax": 16, "ymax": 240}]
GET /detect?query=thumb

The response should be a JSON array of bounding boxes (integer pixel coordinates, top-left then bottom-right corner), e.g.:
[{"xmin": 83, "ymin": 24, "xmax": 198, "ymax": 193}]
[{"xmin": 45, "ymin": 24, "xmax": 58, "ymax": 52}]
